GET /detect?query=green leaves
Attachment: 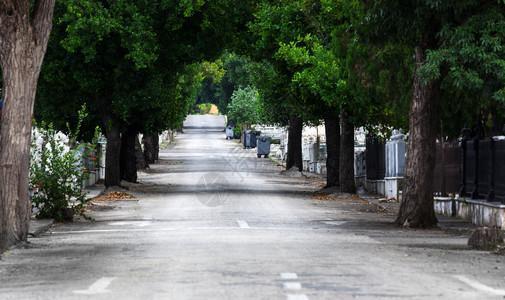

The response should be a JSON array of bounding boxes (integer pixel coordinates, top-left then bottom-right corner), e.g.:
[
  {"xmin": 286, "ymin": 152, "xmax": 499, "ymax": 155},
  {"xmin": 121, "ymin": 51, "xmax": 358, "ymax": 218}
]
[
  {"xmin": 278, "ymin": 33, "xmax": 348, "ymax": 106},
  {"xmin": 227, "ymin": 86, "xmax": 260, "ymax": 126},
  {"xmin": 60, "ymin": 0, "xmax": 158, "ymax": 69},
  {"xmin": 179, "ymin": 0, "xmax": 205, "ymax": 17},
  {"xmin": 201, "ymin": 60, "xmax": 226, "ymax": 83},
  {"xmin": 30, "ymin": 110, "xmax": 94, "ymax": 222},
  {"xmin": 38, "ymin": 0, "xmax": 254, "ymax": 139},
  {"xmin": 419, "ymin": 4, "xmax": 505, "ymax": 105}
]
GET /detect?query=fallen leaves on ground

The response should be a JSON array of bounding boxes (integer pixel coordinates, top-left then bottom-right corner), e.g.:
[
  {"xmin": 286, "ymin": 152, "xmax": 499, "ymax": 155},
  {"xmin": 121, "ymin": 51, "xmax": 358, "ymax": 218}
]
[
  {"xmin": 93, "ymin": 191, "xmax": 136, "ymax": 202},
  {"xmin": 312, "ymin": 194, "xmax": 363, "ymax": 201},
  {"xmin": 312, "ymin": 195, "xmax": 335, "ymax": 201},
  {"xmin": 126, "ymin": 184, "xmax": 172, "ymax": 192},
  {"xmin": 339, "ymin": 194, "xmax": 363, "ymax": 201},
  {"xmin": 493, "ymin": 247, "xmax": 505, "ymax": 255}
]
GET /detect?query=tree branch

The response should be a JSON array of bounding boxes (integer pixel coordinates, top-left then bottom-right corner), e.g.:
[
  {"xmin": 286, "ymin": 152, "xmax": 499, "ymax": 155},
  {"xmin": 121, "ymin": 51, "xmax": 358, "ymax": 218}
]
[
  {"xmin": 31, "ymin": 0, "xmax": 55, "ymax": 47},
  {"xmin": 8, "ymin": 0, "xmax": 29, "ymax": 15},
  {"xmin": 295, "ymin": 3, "xmax": 331, "ymax": 48}
]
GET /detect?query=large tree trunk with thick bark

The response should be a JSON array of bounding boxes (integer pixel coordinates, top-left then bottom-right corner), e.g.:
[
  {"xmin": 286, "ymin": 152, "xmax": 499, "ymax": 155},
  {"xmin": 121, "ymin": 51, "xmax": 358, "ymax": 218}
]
[
  {"xmin": 0, "ymin": 1, "xmax": 55, "ymax": 251},
  {"xmin": 339, "ymin": 110, "xmax": 356, "ymax": 193},
  {"xmin": 396, "ymin": 19, "xmax": 447, "ymax": 228},
  {"xmin": 324, "ymin": 113, "xmax": 340, "ymax": 188},
  {"xmin": 286, "ymin": 115, "xmax": 303, "ymax": 171},
  {"xmin": 120, "ymin": 130, "xmax": 138, "ymax": 183},
  {"xmin": 97, "ymin": 97, "xmax": 122, "ymax": 188},
  {"xmin": 143, "ymin": 134, "xmax": 159, "ymax": 164}
]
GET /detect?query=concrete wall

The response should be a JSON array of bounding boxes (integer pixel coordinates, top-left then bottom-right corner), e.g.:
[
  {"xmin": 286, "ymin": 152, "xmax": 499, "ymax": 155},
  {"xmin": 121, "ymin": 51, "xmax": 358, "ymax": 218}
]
[
  {"xmin": 434, "ymin": 197, "xmax": 505, "ymax": 228},
  {"xmin": 365, "ymin": 180, "xmax": 385, "ymax": 195}
]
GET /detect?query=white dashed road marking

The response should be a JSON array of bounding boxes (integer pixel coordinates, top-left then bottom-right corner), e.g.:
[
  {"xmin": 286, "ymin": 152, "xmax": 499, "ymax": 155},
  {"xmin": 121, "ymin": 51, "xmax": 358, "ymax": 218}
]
[
  {"xmin": 453, "ymin": 275, "xmax": 505, "ymax": 296},
  {"xmin": 73, "ymin": 277, "xmax": 116, "ymax": 295},
  {"xmin": 323, "ymin": 221, "xmax": 347, "ymax": 226},
  {"xmin": 237, "ymin": 220, "xmax": 250, "ymax": 228},
  {"xmin": 280, "ymin": 273, "xmax": 298, "ymax": 279},
  {"xmin": 287, "ymin": 294, "xmax": 309, "ymax": 300},
  {"xmin": 283, "ymin": 282, "xmax": 302, "ymax": 290},
  {"xmin": 280, "ymin": 272, "xmax": 308, "ymax": 300}
]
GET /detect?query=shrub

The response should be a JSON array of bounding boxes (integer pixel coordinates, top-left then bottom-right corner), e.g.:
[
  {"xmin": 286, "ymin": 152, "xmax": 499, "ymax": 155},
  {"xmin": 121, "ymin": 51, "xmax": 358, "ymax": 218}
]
[
  {"xmin": 30, "ymin": 105, "xmax": 96, "ymax": 222},
  {"xmin": 226, "ymin": 86, "xmax": 259, "ymax": 127},
  {"xmin": 198, "ymin": 103, "xmax": 212, "ymax": 115},
  {"xmin": 232, "ymin": 123, "xmax": 242, "ymax": 137}
]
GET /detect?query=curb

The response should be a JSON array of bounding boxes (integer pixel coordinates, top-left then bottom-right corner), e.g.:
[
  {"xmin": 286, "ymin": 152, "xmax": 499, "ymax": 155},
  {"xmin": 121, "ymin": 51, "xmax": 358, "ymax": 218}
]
[
  {"xmin": 28, "ymin": 219, "xmax": 54, "ymax": 237},
  {"xmin": 358, "ymin": 194, "xmax": 400, "ymax": 216},
  {"xmin": 27, "ymin": 185, "xmax": 102, "ymax": 238},
  {"xmin": 359, "ymin": 194, "xmax": 476, "ymax": 234}
]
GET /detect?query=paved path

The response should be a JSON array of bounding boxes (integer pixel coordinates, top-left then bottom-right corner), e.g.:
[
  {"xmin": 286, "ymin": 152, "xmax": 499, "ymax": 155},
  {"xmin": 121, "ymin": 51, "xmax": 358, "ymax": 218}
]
[{"xmin": 1, "ymin": 115, "xmax": 505, "ymax": 300}]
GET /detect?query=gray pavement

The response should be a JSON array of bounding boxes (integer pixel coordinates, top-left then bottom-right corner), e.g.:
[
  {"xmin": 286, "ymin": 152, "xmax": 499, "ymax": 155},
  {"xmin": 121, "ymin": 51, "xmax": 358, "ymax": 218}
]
[{"xmin": 2, "ymin": 114, "xmax": 505, "ymax": 300}]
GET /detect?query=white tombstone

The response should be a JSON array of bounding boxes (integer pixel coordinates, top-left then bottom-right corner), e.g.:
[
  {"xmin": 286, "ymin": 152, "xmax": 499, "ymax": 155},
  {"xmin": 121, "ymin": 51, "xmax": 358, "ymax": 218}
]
[
  {"xmin": 99, "ymin": 141, "xmax": 106, "ymax": 180},
  {"xmin": 385, "ymin": 130, "xmax": 406, "ymax": 200},
  {"xmin": 385, "ymin": 130, "xmax": 406, "ymax": 177}
]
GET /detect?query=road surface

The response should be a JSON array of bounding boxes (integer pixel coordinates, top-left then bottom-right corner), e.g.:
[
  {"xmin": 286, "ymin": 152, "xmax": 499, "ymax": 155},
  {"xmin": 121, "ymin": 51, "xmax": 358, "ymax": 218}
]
[{"xmin": 1, "ymin": 115, "xmax": 505, "ymax": 299}]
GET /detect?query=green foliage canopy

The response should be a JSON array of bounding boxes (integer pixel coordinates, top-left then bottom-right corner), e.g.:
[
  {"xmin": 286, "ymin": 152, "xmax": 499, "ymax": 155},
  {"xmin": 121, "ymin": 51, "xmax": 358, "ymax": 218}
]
[
  {"xmin": 36, "ymin": 0, "xmax": 255, "ymax": 137},
  {"xmin": 226, "ymin": 86, "xmax": 260, "ymax": 126}
]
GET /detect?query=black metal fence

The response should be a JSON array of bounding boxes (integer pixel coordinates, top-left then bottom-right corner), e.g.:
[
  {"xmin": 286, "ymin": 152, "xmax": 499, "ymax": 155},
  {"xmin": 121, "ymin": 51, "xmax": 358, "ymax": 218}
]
[
  {"xmin": 365, "ymin": 134, "xmax": 385, "ymax": 180},
  {"xmin": 363, "ymin": 133, "xmax": 505, "ymax": 202},
  {"xmin": 364, "ymin": 135, "xmax": 461, "ymax": 196},
  {"xmin": 433, "ymin": 140, "xmax": 461, "ymax": 195},
  {"xmin": 460, "ymin": 136, "xmax": 505, "ymax": 203}
]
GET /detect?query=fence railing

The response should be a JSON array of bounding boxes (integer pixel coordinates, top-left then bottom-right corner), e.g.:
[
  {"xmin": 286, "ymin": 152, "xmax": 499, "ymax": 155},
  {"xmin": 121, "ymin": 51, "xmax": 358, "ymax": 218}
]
[
  {"xmin": 433, "ymin": 140, "xmax": 460, "ymax": 196},
  {"xmin": 460, "ymin": 135, "xmax": 505, "ymax": 203},
  {"xmin": 365, "ymin": 134, "xmax": 385, "ymax": 180},
  {"xmin": 364, "ymin": 135, "xmax": 462, "ymax": 197}
]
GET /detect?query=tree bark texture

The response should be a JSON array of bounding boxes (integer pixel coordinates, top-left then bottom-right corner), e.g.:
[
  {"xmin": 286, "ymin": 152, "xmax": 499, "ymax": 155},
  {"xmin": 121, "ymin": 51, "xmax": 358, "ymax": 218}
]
[
  {"xmin": 135, "ymin": 135, "xmax": 148, "ymax": 170},
  {"xmin": 143, "ymin": 134, "xmax": 159, "ymax": 164},
  {"xmin": 120, "ymin": 130, "xmax": 138, "ymax": 183},
  {"xmin": 286, "ymin": 115, "xmax": 303, "ymax": 171},
  {"xmin": 324, "ymin": 113, "xmax": 340, "ymax": 188},
  {"xmin": 339, "ymin": 110, "xmax": 356, "ymax": 193},
  {"xmin": 0, "ymin": 0, "xmax": 56, "ymax": 251},
  {"xmin": 168, "ymin": 130, "xmax": 175, "ymax": 144},
  {"xmin": 97, "ymin": 97, "xmax": 122, "ymax": 188},
  {"xmin": 396, "ymin": 19, "xmax": 447, "ymax": 228}
]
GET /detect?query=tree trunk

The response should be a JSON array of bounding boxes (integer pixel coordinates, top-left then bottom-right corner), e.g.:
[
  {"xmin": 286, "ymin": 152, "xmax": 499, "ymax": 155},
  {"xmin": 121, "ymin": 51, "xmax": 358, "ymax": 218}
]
[
  {"xmin": 169, "ymin": 130, "xmax": 175, "ymax": 144},
  {"xmin": 143, "ymin": 134, "xmax": 159, "ymax": 164},
  {"xmin": 339, "ymin": 110, "xmax": 356, "ymax": 193},
  {"xmin": 396, "ymin": 19, "xmax": 447, "ymax": 228},
  {"xmin": 97, "ymin": 97, "xmax": 122, "ymax": 188},
  {"xmin": 135, "ymin": 135, "xmax": 148, "ymax": 170},
  {"xmin": 120, "ymin": 130, "xmax": 138, "ymax": 183},
  {"xmin": 0, "ymin": 1, "xmax": 56, "ymax": 251},
  {"xmin": 324, "ymin": 113, "xmax": 340, "ymax": 188},
  {"xmin": 286, "ymin": 115, "xmax": 303, "ymax": 171}
]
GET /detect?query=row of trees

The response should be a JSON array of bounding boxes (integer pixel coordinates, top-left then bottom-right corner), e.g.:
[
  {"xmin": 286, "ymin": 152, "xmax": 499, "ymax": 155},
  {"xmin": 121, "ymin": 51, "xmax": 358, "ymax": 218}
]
[
  {"xmin": 1, "ymin": 0, "xmax": 504, "ymax": 250},
  {"xmin": 221, "ymin": 0, "xmax": 505, "ymax": 229},
  {"xmin": 0, "ymin": 0, "xmax": 256, "ymax": 251}
]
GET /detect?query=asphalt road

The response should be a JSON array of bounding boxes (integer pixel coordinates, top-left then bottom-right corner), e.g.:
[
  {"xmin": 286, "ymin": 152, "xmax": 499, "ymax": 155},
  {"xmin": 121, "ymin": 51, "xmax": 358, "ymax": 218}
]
[{"xmin": 1, "ymin": 114, "xmax": 505, "ymax": 300}]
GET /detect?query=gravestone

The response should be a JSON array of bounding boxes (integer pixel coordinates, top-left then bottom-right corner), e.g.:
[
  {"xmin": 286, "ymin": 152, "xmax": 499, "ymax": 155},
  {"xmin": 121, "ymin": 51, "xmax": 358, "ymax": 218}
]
[
  {"xmin": 385, "ymin": 130, "xmax": 406, "ymax": 200},
  {"xmin": 385, "ymin": 130, "xmax": 406, "ymax": 177}
]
